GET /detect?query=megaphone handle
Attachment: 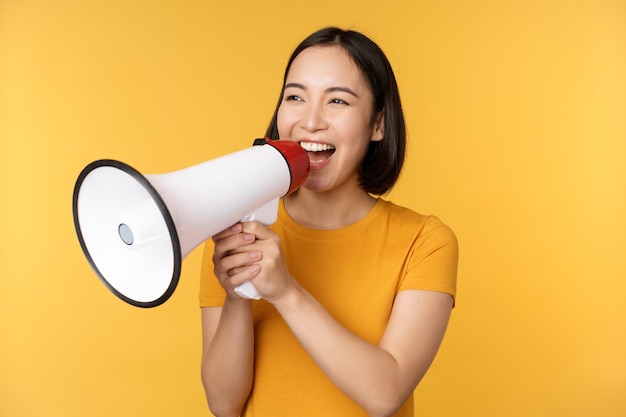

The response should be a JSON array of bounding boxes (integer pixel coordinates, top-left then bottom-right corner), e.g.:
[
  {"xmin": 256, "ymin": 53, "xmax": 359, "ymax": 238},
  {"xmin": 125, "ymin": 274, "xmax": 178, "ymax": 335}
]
[{"xmin": 234, "ymin": 281, "xmax": 261, "ymax": 300}]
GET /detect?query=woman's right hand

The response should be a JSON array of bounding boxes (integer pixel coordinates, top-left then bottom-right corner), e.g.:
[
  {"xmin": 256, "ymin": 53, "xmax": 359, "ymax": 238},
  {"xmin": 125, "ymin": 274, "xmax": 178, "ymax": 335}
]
[{"xmin": 212, "ymin": 222, "xmax": 262, "ymax": 299}]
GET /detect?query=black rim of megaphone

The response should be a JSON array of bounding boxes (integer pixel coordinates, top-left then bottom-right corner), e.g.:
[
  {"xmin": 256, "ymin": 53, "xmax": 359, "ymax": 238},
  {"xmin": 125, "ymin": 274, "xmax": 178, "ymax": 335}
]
[{"xmin": 72, "ymin": 159, "xmax": 182, "ymax": 308}]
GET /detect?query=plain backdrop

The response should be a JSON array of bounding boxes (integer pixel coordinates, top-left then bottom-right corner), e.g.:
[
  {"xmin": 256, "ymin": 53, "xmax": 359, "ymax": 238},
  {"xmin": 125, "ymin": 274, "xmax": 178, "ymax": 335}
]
[{"xmin": 1, "ymin": 1, "xmax": 625, "ymax": 416}]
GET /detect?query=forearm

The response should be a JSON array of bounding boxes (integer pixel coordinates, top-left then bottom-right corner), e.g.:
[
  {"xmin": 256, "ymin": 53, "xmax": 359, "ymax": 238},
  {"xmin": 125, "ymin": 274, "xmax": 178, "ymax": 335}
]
[
  {"xmin": 201, "ymin": 299, "xmax": 254, "ymax": 416},
  {"xmin": 272, "ymin": 284, "xmax": 412, "ymax": 417}
]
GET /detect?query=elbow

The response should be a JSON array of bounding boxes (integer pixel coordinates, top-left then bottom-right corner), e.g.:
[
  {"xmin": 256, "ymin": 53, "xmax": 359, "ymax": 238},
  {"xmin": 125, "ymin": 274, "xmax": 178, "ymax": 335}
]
[
  {"xmin": 201, "ymin": 372, "xmax": 245, "ymax": 417},
  {"xmin": 203, "ymin": 389, "xmax": 243, "ymax": 417},
  {"xmin": 207, "ymin": 405, "xmax": 241, "ymax": 417},
  {"xmin": 367, "ymin": 403, "xmax": 403, "ymax": 417},
  {"xmin": 364, "ymin": 393, "xmax": 409, "ymax": 417},
  {"xmin": 363, "ymin": 382, "xmax": 415, "ymax": 417}
]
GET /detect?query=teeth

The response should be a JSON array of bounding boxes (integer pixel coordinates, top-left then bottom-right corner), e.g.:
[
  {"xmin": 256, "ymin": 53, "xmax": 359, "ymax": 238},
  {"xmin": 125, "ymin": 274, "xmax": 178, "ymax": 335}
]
[{"xmin": 300, "ymin": 142, "xmax": 336, "ymax": 152}]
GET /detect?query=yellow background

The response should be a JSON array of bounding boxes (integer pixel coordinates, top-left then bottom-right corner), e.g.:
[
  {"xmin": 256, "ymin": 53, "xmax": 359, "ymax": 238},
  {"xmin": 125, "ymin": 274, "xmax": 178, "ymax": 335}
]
[{"xmin": 2, "ymin": 1, "xmax": 625, "ymax": 416}]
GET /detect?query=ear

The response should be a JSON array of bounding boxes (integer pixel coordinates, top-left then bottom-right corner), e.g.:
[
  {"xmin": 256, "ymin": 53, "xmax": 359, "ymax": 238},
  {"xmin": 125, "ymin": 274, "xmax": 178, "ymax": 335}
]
[{"xmin": 371, "ymin": 110, "xmax": 385, "ymax": 142}]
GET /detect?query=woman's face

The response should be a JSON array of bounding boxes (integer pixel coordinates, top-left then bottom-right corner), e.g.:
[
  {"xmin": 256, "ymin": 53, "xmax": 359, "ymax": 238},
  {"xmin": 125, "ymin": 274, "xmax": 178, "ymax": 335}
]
[{"xmin": 277, "ymin": 45, "xmax": 384, "ymax": 194}]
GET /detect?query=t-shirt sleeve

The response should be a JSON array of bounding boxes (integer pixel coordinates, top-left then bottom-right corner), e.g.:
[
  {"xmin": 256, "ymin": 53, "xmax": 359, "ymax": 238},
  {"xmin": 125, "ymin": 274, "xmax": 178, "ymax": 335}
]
[
  {"xmin": 398, "ymin": 216, "xmax": 459, "ymax": 303},
  {"xmin": 199, "ymin": 239, "xmax": 226, "ymax": 307}
]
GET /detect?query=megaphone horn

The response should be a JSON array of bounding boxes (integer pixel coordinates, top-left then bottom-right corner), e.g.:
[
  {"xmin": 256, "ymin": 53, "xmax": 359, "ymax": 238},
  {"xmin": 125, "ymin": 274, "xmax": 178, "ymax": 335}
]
[{"xmin": 73, "ymin": 138, "xmax": 309, "ymax": 308}]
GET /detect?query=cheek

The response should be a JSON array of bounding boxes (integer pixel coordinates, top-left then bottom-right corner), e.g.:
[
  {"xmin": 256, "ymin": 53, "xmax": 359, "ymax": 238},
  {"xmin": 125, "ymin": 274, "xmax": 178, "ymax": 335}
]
[
  {"xmin": 339, "ymin": 115, "xmax": 374, "ymax": 143},
  {"xmin": 276, "ymin": 106, "xmax": 291, "ymax": 138}
]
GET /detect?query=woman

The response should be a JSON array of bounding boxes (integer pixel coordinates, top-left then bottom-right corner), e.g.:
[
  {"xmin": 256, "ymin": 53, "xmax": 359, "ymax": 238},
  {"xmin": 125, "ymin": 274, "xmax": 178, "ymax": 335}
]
[{"xmin": 200, "ymin": 27, "xmax": 458, "ymax": 417}]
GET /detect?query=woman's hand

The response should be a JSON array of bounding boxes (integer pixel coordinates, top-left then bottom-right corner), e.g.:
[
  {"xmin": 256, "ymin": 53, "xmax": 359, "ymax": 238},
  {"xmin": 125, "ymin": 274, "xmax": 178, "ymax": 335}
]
[
  {"xmin": 238, "ymin": 221, "xmax": 295, "ymax": 302},
  {"xmin": 211, "ymin": 222, "xmax": 262, "ymax": 300},
  {"xmin": 212, "ymin": 221, "xmax": 295, "ymax": 301}
]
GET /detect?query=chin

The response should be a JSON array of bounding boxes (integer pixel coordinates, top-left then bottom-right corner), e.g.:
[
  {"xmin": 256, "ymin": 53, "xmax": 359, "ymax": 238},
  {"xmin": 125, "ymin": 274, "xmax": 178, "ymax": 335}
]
[{"xmin": 300, "ymin": 179, "xmax": 331, "ymax": 194}]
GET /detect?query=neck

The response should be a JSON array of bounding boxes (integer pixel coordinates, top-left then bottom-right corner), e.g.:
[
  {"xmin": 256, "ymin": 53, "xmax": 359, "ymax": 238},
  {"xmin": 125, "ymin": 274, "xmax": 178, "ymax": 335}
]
[{"xmin": 284, "ymin": 186, "xmax": 377, "ymax": 230}]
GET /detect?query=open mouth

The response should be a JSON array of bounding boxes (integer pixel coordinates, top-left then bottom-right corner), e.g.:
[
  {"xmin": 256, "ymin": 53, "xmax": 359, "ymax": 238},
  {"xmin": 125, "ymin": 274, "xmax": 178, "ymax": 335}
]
[{"xmin": 299, "ymin": 141, "xmax": 336, "ymax": 164}]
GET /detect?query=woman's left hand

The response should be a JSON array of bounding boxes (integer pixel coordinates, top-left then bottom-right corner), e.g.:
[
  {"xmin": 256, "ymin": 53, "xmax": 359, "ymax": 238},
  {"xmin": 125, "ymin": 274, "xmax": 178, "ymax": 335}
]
[{"xmin": 237, "ymin": 221, "xmax": 295, "ymax": 302}]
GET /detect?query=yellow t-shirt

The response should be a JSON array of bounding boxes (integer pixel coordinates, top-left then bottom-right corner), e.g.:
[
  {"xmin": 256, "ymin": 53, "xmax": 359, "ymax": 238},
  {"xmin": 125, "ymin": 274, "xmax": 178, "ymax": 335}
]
[{"xmin": 200, "ymin": 198, "xmax": 458, "ymax": 416}]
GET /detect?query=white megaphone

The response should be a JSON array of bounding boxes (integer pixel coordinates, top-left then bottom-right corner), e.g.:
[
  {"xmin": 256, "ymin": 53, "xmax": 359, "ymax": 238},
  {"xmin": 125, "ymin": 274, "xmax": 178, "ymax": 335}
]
[{"xmin": 73, "ymin": 138, "xmax": 309, "ymax": 308}]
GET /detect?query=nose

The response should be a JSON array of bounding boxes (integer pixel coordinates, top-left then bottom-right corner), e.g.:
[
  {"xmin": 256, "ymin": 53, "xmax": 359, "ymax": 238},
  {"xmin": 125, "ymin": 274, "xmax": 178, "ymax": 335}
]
[{"xmin": 301, "ymin": 102, "xmax": 327, "ymax": 132}]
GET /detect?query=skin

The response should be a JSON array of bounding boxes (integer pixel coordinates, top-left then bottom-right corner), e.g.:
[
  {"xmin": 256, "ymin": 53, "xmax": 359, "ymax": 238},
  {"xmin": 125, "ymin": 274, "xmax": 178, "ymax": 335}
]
[{"xmin": 201, "ymin": 45, "xmax": 453, "ymax": 417}]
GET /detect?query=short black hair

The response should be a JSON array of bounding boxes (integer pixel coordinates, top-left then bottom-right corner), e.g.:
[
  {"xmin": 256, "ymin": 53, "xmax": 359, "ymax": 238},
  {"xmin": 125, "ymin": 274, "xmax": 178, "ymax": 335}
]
[{"xmin": 265, "ymin": 27, "xmax": 406, "ymax": 195}]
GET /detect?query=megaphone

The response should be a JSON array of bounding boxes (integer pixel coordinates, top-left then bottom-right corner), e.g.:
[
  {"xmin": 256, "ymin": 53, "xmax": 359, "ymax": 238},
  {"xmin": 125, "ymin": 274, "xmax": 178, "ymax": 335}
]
[{"xmin": 73, "ymin": 138, "xmax": 309, "ymax": 308}]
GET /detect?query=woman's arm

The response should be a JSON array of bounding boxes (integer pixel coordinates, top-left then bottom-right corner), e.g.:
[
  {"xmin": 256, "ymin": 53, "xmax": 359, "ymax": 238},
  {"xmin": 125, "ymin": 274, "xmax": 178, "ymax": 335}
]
[
  {"xmin": 238, "ymin": 221, "xmax": 453, "ymax": 417},
  {"xmin": 200, "ymin": 224, "xmax": 261, "ymax": 417},
  {"xmin": 275, "ymin": 287, "xmax": 452, "ymax": 417},
  {"xmin": 201, "ymin": 302, "xmax": 254, "ymax": 417}
]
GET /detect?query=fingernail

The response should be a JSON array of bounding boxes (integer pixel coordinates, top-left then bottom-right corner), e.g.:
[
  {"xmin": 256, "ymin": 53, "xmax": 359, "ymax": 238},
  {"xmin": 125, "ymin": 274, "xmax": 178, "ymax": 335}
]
[
  {"xmin": 244, "ymin": 233, "xmax": 255, "ymax": 242},
  {"xmin": 250, "ymin": 251, "xmax": 261, "ymax": 260}
]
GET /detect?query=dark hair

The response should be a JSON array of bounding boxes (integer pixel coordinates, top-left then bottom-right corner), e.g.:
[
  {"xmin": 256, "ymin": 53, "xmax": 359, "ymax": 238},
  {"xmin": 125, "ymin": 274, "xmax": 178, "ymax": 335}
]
[{"xmin": 265, "ymin": 27, "xmax": 406, "ymax": 195}]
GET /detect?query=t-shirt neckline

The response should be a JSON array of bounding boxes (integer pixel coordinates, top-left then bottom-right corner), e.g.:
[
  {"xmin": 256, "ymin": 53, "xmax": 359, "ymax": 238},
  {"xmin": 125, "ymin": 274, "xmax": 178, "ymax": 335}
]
[{"xmin": 277, "ymin": 198, "xmax": 387, "ymax": 240}]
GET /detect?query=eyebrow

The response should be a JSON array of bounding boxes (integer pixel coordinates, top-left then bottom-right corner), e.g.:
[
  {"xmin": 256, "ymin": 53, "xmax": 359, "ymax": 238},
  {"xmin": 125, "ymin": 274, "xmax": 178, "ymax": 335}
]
[{"xmin": 284, "ymin": 82, "xmax": 360, "ymax": 98}]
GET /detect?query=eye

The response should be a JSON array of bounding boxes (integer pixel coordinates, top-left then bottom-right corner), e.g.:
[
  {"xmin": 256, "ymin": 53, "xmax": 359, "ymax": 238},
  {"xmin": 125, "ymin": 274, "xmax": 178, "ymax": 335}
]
[
  {"xmin": 285, "ymin": 95, "xmax": 303, "ymax": 102},
  {"xmin": 330, "ymin": 98, "xmax": 349, "ymax": 105}
]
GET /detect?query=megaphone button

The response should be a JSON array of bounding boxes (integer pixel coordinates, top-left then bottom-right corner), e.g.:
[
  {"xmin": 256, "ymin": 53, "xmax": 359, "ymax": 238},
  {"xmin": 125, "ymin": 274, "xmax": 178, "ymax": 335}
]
[{"xmin": 118, "ymin": 223, "xmax": 134, "ymax": 245}]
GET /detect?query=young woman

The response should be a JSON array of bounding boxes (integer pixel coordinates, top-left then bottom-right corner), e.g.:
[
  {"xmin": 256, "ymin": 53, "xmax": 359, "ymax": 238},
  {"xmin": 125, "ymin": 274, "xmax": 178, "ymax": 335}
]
[{"xmin": 199, "ymin": 27, "xmax": 458, "ymax": 417}]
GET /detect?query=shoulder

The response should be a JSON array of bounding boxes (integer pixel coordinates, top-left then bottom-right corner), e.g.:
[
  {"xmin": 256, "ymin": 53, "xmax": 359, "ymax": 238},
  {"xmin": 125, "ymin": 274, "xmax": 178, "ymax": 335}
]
[
  {"xmin": 377, "ymin": 199, "xmax": 457, "ymax": 241},
  {"xmin": 375, "ymin": 200, "xmax": 458, "ymax": 265}
]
